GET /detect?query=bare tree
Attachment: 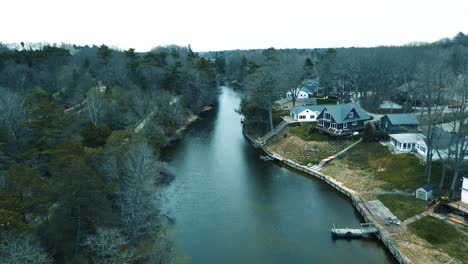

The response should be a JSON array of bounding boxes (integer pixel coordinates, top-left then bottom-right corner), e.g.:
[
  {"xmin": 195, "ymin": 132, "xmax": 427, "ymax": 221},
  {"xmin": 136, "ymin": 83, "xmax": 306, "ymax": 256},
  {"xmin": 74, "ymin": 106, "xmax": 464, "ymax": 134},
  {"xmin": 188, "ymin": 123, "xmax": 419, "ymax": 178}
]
[
  {"xmin": 277, "ymin": 54, "xmax": 306, "ymax": 106},
  {"xmin": 0, "ymin": 87, "xmax": 27, "ymax": 152},
  {"xmin": 447, "ymin": 75, "xmax": 468, "ymax": 197},
  {"xmin": 414, "ymin": 61, "xmax": 448, "ymax": 183},
  {"xmin": 120, "ymin": 142, "xmax": 163, "ymax": 244},
  {"xmin": 245, "ymin": 67, "xmax": 279, "ymax": 132},
  {"xmin": 86, "ymin": 82, "xmax": 104, "ymax": 126},
  {"xmin": 0, "ymin": 232, "xmax": 52, "ymax": 264},
  {"xmin": 83, "ymin": 227, "xmax": 138, "ymax": 264}
]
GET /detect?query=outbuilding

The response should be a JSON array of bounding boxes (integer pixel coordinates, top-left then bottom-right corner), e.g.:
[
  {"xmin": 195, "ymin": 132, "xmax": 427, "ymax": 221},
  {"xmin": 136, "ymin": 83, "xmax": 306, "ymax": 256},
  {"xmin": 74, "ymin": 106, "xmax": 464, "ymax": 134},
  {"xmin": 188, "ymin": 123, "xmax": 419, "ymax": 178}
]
[{"xmin": 416, "ymin": 184, "xmax": 433, "ymax": 201}]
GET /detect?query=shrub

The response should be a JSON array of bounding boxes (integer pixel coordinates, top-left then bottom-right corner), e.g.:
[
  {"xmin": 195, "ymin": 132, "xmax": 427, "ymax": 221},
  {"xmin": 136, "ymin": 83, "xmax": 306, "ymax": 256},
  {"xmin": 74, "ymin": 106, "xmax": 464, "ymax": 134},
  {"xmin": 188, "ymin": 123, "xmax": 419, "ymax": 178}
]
[{"xmin": 81, "ymin": 123, "xmax": 112, "ymax": 148}]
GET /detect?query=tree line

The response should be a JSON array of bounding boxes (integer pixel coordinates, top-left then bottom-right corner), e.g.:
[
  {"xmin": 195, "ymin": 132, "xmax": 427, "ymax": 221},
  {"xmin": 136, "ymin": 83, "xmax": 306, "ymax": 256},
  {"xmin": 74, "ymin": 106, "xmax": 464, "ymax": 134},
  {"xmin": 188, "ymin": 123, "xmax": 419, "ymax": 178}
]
[
  {"xmin": 0, "ymin": 43, "xmax": 218, "ymax": 263},
  {"xmin": 230, "ymin": 32, "xmax": 468, "ymax": 198}
]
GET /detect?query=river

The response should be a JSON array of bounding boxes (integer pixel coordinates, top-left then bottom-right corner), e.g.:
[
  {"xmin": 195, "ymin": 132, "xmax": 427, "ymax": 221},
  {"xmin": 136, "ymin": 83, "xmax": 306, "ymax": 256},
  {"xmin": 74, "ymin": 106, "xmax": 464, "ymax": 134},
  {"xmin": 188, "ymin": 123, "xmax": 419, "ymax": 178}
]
[{"xmin": 161, "ymin": 87, "xmax": 395, "ymax": 263}]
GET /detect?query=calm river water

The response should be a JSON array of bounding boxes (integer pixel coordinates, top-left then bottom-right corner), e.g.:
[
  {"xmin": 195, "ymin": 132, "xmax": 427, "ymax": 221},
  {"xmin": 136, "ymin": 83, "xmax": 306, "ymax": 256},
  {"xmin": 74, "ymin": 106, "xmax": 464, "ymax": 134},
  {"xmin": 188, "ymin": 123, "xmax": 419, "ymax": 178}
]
[{"xmin": 161, "ymin": 87, "xmax": 395, "ymax": 263}]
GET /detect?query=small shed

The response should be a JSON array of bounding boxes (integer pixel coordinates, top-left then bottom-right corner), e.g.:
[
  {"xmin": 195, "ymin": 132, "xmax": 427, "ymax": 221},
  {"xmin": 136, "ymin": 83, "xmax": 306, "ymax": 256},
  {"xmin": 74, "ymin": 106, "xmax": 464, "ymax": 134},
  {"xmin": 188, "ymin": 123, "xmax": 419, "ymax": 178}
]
[{"xmin": 416, "ymin": 184, "xmax": 433, "ymax": 201}]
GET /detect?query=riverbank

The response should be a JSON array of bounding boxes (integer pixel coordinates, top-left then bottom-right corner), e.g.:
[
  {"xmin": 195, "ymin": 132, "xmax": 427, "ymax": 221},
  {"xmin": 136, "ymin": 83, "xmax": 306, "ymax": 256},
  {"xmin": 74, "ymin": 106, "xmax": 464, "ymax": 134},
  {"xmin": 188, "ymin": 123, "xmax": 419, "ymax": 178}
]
[
  {"xmin": 163, "ymin": 87, "xmax": 395, "ymax": 263},
  {"xmin": 242, "ymin": 124, "xmax": 466, "ymax": 264}
]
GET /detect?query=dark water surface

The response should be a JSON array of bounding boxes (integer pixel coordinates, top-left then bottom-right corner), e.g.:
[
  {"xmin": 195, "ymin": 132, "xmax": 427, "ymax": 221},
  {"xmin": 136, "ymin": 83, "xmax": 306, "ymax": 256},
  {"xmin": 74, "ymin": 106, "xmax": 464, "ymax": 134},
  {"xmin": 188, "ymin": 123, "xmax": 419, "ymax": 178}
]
[{"xmin": 161, "ymin": 87, "xmax": 395, "ymax": 263}]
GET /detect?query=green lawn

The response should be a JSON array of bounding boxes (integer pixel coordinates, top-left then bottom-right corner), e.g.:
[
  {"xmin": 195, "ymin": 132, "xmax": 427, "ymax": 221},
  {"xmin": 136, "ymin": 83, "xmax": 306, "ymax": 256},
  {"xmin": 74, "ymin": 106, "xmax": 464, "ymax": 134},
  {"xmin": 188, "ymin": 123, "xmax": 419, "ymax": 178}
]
[
  {"xmin": 343, "ymin": 142, "xmax": 426, "ymax": 190},
  {"xmin": 287, "ymin": 122, "xmax": 329, "ymax": 141},
  {"xmin": 378, "ymin": 194, "xmax": 428, "ymax": 220},
  {"xmin": 408, "ymin": 216, "xmax": 468, "ymax": 263},
  {"xmin": 272, "ymin": 109, "xmax": 290, "ymax": 119}
]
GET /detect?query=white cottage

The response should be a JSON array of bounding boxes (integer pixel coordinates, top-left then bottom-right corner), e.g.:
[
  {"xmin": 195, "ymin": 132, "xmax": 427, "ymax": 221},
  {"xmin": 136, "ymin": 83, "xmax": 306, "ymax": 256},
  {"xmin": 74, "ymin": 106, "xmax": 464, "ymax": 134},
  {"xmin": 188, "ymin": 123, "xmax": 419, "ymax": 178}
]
[
  {"xmin": 286, "ymin": 78, "xmax": 321, "ymax": 99},
  {"xmin": 389, "ymin": 133, "xmax": 425, "ymax": 152},
  {"xmin": 290, "ymin": 105, "xmax": 326, "ymax": 122},
  {"xmin": 415, "ymin": 127, "xmax": 465, "ymax": 161},
  {"xmin": 416, "ymin": 184, "xmax": 433, "ymax": 201},
  {"xmin": 462, "ymin": 177, "xmax": 468, "ymax": 204}
]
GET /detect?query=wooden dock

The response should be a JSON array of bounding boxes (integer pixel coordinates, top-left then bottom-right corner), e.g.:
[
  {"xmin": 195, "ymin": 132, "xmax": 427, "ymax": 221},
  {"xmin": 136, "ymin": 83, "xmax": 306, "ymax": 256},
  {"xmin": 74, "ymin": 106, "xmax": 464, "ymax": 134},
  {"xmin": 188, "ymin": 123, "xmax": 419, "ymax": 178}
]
[{"xmin": 331, "ymin": 223, "xmax": 378, "ymax": 238}]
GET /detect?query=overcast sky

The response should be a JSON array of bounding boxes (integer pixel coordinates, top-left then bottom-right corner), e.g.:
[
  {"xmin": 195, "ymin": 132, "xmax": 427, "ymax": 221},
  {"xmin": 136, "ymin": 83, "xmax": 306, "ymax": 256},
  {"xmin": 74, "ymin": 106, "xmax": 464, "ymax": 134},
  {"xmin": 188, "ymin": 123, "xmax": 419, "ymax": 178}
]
[{"xmin": 2, "ymin": 0, "xmax": 467, "ymax": 52}]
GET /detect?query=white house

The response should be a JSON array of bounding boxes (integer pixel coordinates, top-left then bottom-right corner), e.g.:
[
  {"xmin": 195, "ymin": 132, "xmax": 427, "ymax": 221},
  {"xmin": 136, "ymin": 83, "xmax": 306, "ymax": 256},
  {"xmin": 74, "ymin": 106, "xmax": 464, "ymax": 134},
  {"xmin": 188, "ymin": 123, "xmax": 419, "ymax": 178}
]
[
  {"xmin": 286, "ymin": 78, "xmax": 321, "ymax": 99},
  {"xmin": 389, "ymin": 133, "xmax": 425, "ymax": 152},
  {"xmin": 290, "ymin": 105, "xmax": 326, "ymax": 122},
  {"xmin": 414, "ymin": 127, "xmax": 466, "ymax": 161},
  {"xmin": 462, "ymin": 177, "xmax": 468, "ymax": 204},
  {"xmin": 416, "ymin": 184, "xmax": 433, "ymax": 201}
]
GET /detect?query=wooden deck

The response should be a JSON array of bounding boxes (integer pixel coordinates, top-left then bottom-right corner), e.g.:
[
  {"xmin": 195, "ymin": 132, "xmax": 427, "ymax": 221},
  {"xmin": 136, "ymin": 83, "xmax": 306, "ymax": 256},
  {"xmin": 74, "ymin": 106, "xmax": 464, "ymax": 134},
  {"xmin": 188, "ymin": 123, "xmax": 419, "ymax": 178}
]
[
  {"xmin": 448, "ymin": 201, "xmax": 468, "ymax": 215},
  {"xmin": 331, "ymin": 223, "xmax": 378, "ymax": 238},
  {"xmin": 316, "ymin": 125, "xmax": 355, "ymax": 136}
]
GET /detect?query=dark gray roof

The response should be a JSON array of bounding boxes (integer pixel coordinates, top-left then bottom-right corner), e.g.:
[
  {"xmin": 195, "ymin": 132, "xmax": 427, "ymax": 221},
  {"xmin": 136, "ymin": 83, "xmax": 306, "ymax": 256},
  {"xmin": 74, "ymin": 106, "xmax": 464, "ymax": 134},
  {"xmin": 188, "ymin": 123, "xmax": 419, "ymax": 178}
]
[
  {"xmin": 432, "ymin": 127, "xmax": 458, "ymax": 150},
  {"xmin": 279, "ymin": 97, "xmax": 317, "ymax": 105},
  {"xmin": 297, "ymin": 97, "xmax": 317, "ymax": 105},
  {"xmin": 419, "ymin": 184, "xmax": 432, "ymax": 192},
  {"xmin": 291, "ymin": 105, "xmax": 326, "ymax": 115},
  {"xmin": 279, "ymin": 97, "xmax": 292, "ymax": 105},
  {"xmin": 383, "ymin": 113, "xmax": 419, "ymax": 125},
  {"xmin": 395, "ymin": 81, "xmax": 418, "ymax": 93},
  {"xmin": 301, "ymin": 78, "xmax": 321, "ymax": 94},
  {"xmin": 321, "ymin": 103, "xmax": 370, "ymax": 123}
]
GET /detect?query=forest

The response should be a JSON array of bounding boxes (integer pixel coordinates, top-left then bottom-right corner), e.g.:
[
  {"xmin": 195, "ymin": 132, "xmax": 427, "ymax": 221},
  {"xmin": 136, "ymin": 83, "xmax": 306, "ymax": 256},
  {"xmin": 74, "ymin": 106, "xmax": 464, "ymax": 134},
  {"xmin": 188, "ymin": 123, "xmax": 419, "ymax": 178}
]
[
  {"xmin": 1, "ymin": 32, "xmax": 468, "ymax": 263},
  {"xmin": 0, "ymin": 43, "xmax": 218, "ymax": 263}
]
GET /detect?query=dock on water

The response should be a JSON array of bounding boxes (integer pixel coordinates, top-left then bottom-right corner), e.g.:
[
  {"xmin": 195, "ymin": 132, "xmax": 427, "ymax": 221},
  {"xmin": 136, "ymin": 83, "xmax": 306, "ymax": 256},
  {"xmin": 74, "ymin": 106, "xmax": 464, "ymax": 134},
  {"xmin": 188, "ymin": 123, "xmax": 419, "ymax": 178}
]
[{"xmin": 331, "ymin": 223, "xmax": 378, "ymax": 238}]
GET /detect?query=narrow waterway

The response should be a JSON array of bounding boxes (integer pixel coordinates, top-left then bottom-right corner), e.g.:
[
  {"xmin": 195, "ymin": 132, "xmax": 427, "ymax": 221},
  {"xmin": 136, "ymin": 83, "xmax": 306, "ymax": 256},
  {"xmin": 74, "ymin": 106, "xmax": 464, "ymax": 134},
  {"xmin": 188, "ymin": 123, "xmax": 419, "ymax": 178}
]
[{"xmin": 161, "ymin": 87, "xmax": 395, "ymax": 263}]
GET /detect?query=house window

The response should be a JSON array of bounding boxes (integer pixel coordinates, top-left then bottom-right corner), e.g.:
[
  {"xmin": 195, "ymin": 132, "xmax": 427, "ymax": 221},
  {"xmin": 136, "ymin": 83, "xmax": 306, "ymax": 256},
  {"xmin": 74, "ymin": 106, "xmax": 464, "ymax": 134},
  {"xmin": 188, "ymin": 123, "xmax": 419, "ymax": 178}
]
[
  {"xmin": 349, "ymin": 112, "xmax": 354, "ymax": 118},
  {"xmin": 419, "ymin": 145, "xmax": 426, "ymax": 153},
  {"xmin": 352, "ymin": 121, "xmax": 357, "ymax": 126},
  {"xmin": 344, "ymin": 123, "xmax": 347, "ymax": 128},
  {"xmin": 319, "ymin": 120, "xmax": 324, "ymax": 126},
  {"xmin": 325, "ymin": 112, "xmax": 331, "ymax": 120},
  {"xmin": 299, "ymin": 115, "xmax": 306, "ymax": 119},
  {"xmin": 310, "ymin": 115, "xmax": 315, "ymax": 119},
  {"xmin": 282, "ymin": 105, "xmax": 288, "ymax": 109},
  {"xmin": 385, "ymin": 122, "xmax": 388, "ymax": 128},
  {"xmin": 403, "ymin": 143, "xmax": 407, "ymax": 149}
]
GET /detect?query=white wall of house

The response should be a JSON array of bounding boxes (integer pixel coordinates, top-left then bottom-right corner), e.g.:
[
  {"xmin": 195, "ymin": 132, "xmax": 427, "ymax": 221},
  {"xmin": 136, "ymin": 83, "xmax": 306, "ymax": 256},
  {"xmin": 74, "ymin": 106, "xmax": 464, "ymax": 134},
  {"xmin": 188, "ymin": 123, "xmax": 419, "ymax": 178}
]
[
  {"xmin": 390, "ymin": 137, "xmax": 415, "ymax": 152},
  {"xmin": 287, "ymin": 89, "xmax": 311, "ymax": 99},
  {"xmin": 462, "ymin": 177, "xmax": 468, "ymax": 204},
  {"xmin": 292, "ymin": 109, "xmax": 321, "ymax": 122},
  {"xmin": 415, "ymin": 140, "xmax": 449, "ymax": 161},
  {"xmin": 389, "ymin": 134, "xmax": 422, "ymax": 152}
]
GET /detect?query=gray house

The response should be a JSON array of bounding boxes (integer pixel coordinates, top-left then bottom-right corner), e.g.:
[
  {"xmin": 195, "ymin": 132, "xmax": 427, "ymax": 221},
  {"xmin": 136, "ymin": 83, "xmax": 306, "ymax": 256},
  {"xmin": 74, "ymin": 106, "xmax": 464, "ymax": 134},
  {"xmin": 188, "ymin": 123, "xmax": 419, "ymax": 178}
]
[
  {"xmin": 380, "ymin": 113, "xmax": 419, "ymax": 133},
  {"xmin": 316, "ymin": 103, "xmax": 371, "ymax": 136}
]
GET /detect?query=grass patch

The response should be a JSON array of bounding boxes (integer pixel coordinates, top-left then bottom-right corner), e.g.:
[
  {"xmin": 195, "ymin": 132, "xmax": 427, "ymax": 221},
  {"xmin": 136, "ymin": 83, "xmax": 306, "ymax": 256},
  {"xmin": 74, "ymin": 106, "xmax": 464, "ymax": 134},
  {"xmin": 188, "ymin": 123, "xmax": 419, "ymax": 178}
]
[
  {"xmin": 408, "ymin": 216, "xmax": 468, "ymax": 262},
  {"xmin": 288, "ymin": 122, "xmax": 329, "ymax": 142},
  {"xmin": 378, "ymin": 194, "xmax": 428, "ymax": 220},
  {"xmin": 272, "ymin": 109, "xmax": 290, "ymax": 119},
  {"xmin": 342, "ymin": 142, "xmax": 425, "ymax": 190}
]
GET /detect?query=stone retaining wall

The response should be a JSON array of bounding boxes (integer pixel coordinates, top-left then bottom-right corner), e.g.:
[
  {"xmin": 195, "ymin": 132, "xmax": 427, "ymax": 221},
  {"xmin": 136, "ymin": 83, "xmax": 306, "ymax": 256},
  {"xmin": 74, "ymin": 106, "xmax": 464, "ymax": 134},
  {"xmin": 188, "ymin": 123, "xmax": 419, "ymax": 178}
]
[{"xmin": 243, "ymin": 125, "xmax": 410, "ymax": 264}]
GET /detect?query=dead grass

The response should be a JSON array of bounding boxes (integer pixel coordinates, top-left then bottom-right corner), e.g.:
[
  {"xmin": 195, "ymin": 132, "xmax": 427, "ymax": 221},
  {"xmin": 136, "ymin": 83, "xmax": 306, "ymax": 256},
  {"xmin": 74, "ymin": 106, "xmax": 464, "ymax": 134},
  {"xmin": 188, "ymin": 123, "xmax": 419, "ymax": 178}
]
[
  {"xmin": 266, "ymin": 135, "xmax": 348, "ymax": 165},
  {"xmin": 319, "ymin": 160, "xmax": 386, "ymax": 192},
  {"xmin": 394, "ymin": 230, "xmax": 451, "ymax": 264}
]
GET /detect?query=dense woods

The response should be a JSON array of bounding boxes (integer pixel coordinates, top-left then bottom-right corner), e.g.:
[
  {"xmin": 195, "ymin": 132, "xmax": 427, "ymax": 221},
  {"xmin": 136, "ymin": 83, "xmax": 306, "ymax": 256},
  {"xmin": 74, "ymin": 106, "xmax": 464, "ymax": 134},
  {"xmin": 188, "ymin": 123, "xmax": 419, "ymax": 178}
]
[
  {"xmin": 232, "ymin": 32, "xmax": 468, "ymax": 197},
  {"xmin": 0, "ymin": 43, "xmax": 218, "ymax": 263}
]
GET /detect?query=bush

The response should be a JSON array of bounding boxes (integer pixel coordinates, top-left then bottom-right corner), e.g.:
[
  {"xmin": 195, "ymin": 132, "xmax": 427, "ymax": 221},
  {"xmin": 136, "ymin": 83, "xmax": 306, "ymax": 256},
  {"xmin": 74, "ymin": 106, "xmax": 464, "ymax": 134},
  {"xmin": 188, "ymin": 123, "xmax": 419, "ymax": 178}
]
[
  {"xmin": 362, "ymin": 123, "xmax": 376, "ymax": 142},
  {"xmin": 81, "ymin": 123, "xmax": 112, "ymax": 148}
]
